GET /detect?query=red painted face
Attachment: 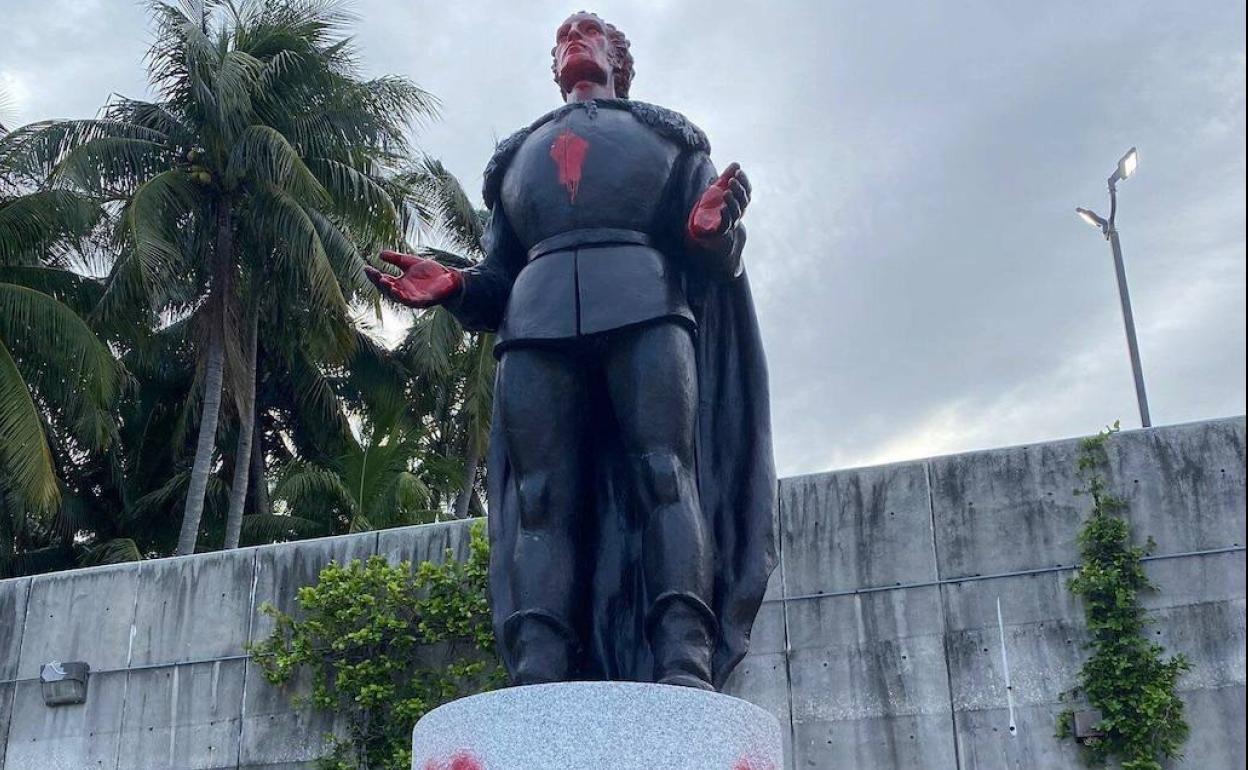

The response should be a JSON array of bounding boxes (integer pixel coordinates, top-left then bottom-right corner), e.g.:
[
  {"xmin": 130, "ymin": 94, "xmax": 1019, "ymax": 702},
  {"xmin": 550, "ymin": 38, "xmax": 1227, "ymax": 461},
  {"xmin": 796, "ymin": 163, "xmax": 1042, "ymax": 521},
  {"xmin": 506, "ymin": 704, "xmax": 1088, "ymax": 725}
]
[{"xmin": 554, "ymin": 14, "xmax": 612, "ymax": 93}]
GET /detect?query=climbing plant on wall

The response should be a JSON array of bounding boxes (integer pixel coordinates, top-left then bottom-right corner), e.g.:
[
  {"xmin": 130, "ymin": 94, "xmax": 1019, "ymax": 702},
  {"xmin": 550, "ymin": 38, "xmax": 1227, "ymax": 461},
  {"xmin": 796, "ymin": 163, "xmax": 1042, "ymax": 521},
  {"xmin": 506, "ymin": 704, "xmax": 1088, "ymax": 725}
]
[
  {"xmin": 250, "ymin": 523, "xmax": 504, "ymax": 770},
  {"xmin": 1057, "ymin": 424, "xmax": 1190, "ymax": 770}
]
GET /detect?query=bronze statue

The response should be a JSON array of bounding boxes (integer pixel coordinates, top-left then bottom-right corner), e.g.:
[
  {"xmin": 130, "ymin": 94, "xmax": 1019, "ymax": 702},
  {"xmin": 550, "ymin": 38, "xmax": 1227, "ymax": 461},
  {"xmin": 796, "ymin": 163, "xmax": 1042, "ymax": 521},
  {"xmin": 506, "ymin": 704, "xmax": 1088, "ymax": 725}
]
[{"xmin": 369, "ymin": 11, "xmax": 775, "ymax": 691}]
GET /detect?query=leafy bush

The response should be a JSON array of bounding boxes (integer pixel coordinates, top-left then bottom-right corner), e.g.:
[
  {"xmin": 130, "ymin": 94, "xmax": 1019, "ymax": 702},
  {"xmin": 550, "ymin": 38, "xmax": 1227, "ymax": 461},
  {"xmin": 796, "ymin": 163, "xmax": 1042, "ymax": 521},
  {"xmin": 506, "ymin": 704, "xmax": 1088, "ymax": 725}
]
[
  {"xmin": 250, "ymin": 522, "xmax": 504, "ymax": 770},
  {"xmin": 1057, "ymin": 425, "xmax": 1189, "ymax": 769}
]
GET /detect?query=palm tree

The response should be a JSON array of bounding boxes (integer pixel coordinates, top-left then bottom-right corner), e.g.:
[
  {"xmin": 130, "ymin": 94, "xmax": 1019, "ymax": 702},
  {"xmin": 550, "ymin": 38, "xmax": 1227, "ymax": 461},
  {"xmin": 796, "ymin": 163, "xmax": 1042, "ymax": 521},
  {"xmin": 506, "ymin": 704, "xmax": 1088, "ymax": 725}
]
[
  {"xmin": 396, "ymin": 158, "xmax": 495, "ymax": 519},
  {"xmin": 251, "ymin": 417, "xmax": 434, "ymax": 541},
  {"xmin": 0, "ymin": 0, "xmax": 434, "ymax": 554},
  {"xmin": 0, "ymin": 161, "xmax": 123, "ymax": 572}
]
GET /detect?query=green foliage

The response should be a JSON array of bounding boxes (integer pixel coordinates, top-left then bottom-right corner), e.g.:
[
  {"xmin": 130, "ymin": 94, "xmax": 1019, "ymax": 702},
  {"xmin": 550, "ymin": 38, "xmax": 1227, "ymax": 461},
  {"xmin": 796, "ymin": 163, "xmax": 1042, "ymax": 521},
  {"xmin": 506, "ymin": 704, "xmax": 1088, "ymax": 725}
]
[
  {"xmin": 1059, "ymin": 423, "xmax": 1190, "ymax": 769},
  {"xmin": 249, "ymin": 522, "xmax": 503, "ymax": 770},
  {"xmin": 0, "ymin": 1, "xmax": 494, "ymax": 573}
]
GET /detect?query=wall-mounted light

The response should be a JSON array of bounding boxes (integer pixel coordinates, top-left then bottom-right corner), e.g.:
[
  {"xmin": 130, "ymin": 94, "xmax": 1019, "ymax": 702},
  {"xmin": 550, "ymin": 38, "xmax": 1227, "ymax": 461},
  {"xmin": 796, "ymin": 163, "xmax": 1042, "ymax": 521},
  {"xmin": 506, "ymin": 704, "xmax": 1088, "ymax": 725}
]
[
  {"xmin": 1073, "ymin": 709, "xmax": 1106, "ymax": 746},
  {"xmin": 40, "ymin": 661, "xmax": 90, "ymax": 706}
]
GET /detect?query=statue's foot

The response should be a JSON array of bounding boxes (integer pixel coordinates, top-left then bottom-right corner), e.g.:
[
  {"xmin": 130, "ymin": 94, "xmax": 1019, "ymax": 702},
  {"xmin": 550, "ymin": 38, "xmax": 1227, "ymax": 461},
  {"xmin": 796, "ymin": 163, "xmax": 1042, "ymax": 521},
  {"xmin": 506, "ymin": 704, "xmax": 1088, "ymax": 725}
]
[
  {"xmin": 648, "ymin": 592, "xmax": 718, "ymax": 692},
  {"xmin": 504, "ymin": 609, "xmax": 579, "ymax": 685}
]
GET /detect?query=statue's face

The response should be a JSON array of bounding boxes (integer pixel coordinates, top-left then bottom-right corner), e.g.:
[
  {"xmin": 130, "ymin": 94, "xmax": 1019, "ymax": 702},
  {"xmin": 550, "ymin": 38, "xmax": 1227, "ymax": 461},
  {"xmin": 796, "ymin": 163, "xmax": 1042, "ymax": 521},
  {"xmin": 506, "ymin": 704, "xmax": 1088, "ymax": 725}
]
[{"xmin": 554, "ymin": 13, "xmax": 612, "ymax": 94}]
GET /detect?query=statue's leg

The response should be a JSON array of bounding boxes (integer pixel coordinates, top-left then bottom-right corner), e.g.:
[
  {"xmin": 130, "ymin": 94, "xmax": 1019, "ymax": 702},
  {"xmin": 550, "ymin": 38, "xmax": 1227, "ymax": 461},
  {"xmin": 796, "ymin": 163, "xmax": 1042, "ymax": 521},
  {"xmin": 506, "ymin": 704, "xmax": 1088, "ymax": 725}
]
[
  {"xmin": 496, "ymin": 344, "xmax": 588, "ymax": 684},
  {"xmin": 602, "ymin": 321, "xmax": 717, "ymax": 690}
]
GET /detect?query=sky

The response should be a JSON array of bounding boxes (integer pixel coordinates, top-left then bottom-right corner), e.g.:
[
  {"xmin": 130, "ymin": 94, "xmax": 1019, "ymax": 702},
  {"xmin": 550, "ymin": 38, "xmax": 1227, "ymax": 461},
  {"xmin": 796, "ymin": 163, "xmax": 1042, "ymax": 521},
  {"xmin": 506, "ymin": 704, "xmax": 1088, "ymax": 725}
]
[{"xmin": 2, "ymin": 0, "xmax": 1244, "ymax": 477}]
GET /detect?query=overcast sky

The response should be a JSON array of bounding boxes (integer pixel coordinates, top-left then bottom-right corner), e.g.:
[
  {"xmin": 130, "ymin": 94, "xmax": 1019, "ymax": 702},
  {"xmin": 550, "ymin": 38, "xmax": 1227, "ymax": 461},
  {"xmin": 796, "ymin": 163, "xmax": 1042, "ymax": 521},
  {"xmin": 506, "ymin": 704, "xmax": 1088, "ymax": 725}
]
[{"xmin": 2, "ymin": 0, "xmax": 1244, "ymax": 476}]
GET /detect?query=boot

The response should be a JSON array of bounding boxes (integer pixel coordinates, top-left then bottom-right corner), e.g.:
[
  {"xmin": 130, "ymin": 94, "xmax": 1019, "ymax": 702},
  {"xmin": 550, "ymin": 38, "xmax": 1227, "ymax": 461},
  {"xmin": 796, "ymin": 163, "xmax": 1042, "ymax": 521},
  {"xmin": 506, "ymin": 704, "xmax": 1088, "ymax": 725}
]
[
  {"xmin": 502, "ymin": 610, "xmax": 579, "ymax": 685},
  {"xmin": 647, "ymin": 592, "xmax": 718, "ymax": 691}
]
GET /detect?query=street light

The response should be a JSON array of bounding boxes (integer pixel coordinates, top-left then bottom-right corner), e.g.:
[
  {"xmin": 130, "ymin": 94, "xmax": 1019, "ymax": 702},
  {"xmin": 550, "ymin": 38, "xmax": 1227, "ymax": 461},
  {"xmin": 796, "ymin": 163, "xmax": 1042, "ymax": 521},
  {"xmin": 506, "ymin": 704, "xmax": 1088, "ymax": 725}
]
[
  {"xmin": 1112, "ymin": 147, "xmax": 1139, "ymax": 183},
  {"xmin": 1075, "ymin": 146, "xmax": 1152, "ymax": 428}
]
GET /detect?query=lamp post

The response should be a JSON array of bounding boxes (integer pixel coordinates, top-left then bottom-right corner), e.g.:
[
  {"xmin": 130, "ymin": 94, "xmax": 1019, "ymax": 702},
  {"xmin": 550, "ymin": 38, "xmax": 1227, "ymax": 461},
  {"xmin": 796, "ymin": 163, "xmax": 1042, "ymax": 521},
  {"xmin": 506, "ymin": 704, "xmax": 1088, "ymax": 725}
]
[{"xmin": 1075, "ymin": 147, "xmax": 1152, "ymax": 428}]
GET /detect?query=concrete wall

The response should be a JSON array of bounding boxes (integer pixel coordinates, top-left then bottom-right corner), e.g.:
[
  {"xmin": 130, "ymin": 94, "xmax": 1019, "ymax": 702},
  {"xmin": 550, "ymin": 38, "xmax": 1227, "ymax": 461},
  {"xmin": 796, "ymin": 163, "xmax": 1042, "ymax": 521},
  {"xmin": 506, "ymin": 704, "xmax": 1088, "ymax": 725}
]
[{"xmin": 1, "ymin": 417, "xmax": 1243, "ymax": 769}]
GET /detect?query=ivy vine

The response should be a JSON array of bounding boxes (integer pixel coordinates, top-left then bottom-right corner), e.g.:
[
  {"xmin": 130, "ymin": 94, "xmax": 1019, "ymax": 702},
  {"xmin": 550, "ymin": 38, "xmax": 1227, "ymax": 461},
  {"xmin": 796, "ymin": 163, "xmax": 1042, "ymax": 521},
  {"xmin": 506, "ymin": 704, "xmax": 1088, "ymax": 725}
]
[
  {"xmin": 1057, "ymin": 423, "xmax": 1190, "ymax": 769},
  {"xmin": 249, "ymin": 522, "xmax": 504, "ymax": 770}
]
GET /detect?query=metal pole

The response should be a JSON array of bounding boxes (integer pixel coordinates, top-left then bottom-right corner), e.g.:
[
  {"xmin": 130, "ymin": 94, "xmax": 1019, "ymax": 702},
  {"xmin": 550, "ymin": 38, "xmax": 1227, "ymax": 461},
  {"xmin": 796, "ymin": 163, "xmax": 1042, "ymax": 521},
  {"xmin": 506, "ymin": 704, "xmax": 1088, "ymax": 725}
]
[{"xmin": 1105, "ymin": 224, "xmax": 1152, "ymax": 427}]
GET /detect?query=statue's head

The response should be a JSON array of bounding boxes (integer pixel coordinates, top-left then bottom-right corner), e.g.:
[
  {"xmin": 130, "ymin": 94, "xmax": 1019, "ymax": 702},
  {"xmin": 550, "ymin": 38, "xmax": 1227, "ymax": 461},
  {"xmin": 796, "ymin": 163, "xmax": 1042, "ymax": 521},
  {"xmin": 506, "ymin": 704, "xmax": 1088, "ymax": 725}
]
[{"xmin": 551, "ymin": 11, "xmax": 633, "ymax": 100}]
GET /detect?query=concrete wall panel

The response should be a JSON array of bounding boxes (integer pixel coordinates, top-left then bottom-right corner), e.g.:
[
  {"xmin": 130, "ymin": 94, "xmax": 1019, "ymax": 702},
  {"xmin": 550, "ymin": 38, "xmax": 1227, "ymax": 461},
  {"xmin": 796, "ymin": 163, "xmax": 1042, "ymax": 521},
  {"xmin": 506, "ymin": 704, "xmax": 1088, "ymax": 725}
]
[
  {"xmin": 3, "ymin": 670, "xmax": 128, "ymax": 769},
  {"xmin": 780, "ymin": 461, "xmax": 935, "ymax": 596},
  {"xmin": 237, "ymin": 664, "xmax": 339, "ymax": 768},
  {"xmin": 0, "ymin": 682, "xmax": 13, "ymax": 768},
  {"xmin": 117, "ymin": 659, "xmax": 246, "ymax": 770},
  {"xmin": 929, "ymin": 439, "xmax": 1085, "ymax": 578},
  {"xmin": 786, "ymin": 587, "xmax": 956, "ymax": 769},
  {"xmin": 953, "ymin": 702, "xmax": 1083, "ymax": 770},
  {"xmin": 17, "ymin": 563, "xmax": 140, "ymax": 680},
  {"xmin": 131, "ymin": 549, "xmax": 257, "ymax": 668},
  {"xmin": 1175, "ymin": 684, "xmax": 1247, "ymax": 769},
  {"xmin": 794, "ymin": 712, "xmax": 957, "ymax": 770},
  {"xmin": 0, "ymin": 577, "xmax": 30, "ymax": 682},
  {"xmin": 248, "ymin": 531, "xmax": 377, "ymax": 644},
  {"xmin": 377, "ymin": 519, "xmax": 472, "ymax": 565},
  {"xmin": 241, "ymin": 532, "xmax": 378, "ymax": 768},
  {"xmin": 746, "ymin": 600, "xmax": 787, "ymax": 656},
  {"xmin": 786, "ymin": 586, "xmax": 946, "ymax": 653},
  {"xmin": 1140, "ymin": 550, "xmax": 1246, "ymax": 610},
  {"xmin": 1105, "ymin": 417, "xmax": 1246, "ymax": 555}
]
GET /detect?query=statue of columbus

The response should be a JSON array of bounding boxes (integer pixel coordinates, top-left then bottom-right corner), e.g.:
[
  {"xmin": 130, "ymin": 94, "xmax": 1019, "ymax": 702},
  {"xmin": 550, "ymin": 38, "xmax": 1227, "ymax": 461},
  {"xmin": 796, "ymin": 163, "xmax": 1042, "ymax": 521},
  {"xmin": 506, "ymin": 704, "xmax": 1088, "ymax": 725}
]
[{"xmin": 369, "ymin": 11, "xmax": 775, "ymax": 691}]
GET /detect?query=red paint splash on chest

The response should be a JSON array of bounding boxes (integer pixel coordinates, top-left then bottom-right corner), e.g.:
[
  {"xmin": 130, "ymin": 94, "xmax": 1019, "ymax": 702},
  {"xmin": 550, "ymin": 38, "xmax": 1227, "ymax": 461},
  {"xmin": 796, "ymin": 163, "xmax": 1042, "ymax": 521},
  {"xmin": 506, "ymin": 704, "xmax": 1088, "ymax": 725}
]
[{"xmin": 550, "ymin": 129, "xmax": 589, "ymax": 203}]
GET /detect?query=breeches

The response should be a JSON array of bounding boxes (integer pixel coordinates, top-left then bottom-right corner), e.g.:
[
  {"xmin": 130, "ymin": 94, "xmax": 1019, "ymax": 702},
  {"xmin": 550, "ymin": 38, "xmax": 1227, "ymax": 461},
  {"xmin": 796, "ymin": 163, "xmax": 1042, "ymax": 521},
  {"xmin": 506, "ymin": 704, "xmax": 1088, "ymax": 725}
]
[{"xmin": 495, "ymin": 320, "xmax": 711, "ymax": 629}]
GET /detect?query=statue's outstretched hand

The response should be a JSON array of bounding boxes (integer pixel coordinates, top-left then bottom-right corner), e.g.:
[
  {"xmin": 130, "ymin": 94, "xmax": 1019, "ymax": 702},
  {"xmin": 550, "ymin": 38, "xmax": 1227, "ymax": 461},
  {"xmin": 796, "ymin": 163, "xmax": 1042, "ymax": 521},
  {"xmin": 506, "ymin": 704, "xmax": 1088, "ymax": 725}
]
[
  {"xmin": 365, "ymin": 250, "xmax": 463, "ymax": 308},
  {"xmin": 687, "ymin": 162, "xmax": 751, "ymax": 244}
]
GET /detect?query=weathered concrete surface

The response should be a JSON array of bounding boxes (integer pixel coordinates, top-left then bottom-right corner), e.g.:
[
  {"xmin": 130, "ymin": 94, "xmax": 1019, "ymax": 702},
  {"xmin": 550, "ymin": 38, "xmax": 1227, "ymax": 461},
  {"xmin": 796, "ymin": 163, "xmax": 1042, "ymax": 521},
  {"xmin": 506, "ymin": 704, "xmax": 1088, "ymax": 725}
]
[
  {"xmin": 16, "ymin": 562, "xmax": 140, "ymax": 680},
  {"xmin": 131, "ymin": 549, "xmax": 256, "ymax": 668},
  {"xmin": 117, "ymin": 660, "xmax": 247, "ymax": 770},
  {"xmin": 0, "ymin": 416, "xmax": 1242, "ymax": 769}
]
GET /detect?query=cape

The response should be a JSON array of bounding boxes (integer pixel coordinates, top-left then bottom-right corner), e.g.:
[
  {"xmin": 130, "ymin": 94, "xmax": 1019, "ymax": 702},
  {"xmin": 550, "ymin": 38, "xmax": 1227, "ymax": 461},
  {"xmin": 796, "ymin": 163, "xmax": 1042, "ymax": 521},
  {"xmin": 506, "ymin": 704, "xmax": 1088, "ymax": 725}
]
[{"xmin": 483, "ymin": 100, "xmax": 776, "ymax": 689}]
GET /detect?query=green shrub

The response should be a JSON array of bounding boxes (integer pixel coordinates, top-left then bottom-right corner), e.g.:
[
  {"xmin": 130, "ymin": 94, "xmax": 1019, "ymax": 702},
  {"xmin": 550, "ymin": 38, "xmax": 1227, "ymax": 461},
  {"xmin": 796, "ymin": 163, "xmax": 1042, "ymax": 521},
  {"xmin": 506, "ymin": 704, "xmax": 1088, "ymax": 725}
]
[
  {"xmin": 249, "ymin": 522, "xmax": 504, "ymax": 770},
  {"xmin": 1057, "ymin": 424, "xmax": 1189, "ymax": 769}
]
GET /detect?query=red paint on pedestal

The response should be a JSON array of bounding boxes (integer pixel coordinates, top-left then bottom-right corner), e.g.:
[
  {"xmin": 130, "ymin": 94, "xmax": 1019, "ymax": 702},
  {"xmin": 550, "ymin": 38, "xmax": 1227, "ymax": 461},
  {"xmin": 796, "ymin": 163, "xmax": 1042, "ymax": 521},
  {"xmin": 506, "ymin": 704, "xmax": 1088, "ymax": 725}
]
[
  {"xmin": 449, "ymin": 752, "xmax": 484, "ymax": 770},
  {"xmin": 550, "ymin": 129, "xmax": 589, "ymax": 202},
  {"xmin": 733, "ymin": 755, "xmax": 776, "ymax": 770},
  {"xmin": 423, "ymin": 750, "xmax": 483, "ymax": 770}
]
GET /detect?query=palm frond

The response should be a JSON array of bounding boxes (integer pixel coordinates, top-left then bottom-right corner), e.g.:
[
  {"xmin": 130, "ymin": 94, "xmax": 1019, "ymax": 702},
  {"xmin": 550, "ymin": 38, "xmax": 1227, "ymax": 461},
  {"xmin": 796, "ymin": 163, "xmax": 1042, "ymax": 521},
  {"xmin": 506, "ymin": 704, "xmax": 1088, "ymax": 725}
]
[
  {"xmin": 398, "ymin": 307, "xmax": 462, "ymax": 378},
  {"xmin": 272, "ymin": 461, "xmax": 355, "ymax": 512},
  {"xmin": 226, "ymin": 124, "xmax": 326, "ymax": 201},
  {"xmin": 0, "ymin": 189, "xmax": 104, "ymax": 267},
  {"xmin": 0, "ymin": 282, "xmax": 122, "ymax": 423},
  {"xmin": 0, "ymin": 339, "xmax": 58, "ymax": 510},
  {"xmin": 80, "ymin": 537, "xmax": 143, "ymax": 566}
]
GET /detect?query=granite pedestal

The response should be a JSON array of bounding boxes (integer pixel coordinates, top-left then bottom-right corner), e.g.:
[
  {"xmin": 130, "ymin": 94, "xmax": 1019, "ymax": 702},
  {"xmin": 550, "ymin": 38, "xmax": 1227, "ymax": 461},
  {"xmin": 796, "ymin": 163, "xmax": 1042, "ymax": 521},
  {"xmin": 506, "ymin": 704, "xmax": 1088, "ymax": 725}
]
[{"xmin": 410, "ymin": 681, "xmax": 783, "ymax": 770}]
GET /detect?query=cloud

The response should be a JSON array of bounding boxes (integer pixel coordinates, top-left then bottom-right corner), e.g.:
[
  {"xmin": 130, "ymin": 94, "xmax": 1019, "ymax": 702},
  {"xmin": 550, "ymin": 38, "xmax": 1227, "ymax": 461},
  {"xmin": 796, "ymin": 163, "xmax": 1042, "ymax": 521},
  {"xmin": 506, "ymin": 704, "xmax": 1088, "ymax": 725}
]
[{"xmin": 3, "ymin": 0, "xmax": 1243, "ymax": 477}]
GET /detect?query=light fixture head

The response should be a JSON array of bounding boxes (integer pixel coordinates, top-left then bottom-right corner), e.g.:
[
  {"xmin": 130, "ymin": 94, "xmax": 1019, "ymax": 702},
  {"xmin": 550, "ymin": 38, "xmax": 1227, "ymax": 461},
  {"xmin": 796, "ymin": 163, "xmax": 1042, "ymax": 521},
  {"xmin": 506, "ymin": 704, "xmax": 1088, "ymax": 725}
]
[
  {"xmin": 40, "ymin": 661, "xmax": 90, "ymax": 706},
  {"xmin": 1076, "ymin": 207, "xmax": 1107, "ymax": 230},
  {"xmin": 1118, "ymin": 147, "xmax": 1138, "ymax": 179},
  {"xmin": 1110, "ymin": 147, "xmax": 1139, "ymax": 183}
]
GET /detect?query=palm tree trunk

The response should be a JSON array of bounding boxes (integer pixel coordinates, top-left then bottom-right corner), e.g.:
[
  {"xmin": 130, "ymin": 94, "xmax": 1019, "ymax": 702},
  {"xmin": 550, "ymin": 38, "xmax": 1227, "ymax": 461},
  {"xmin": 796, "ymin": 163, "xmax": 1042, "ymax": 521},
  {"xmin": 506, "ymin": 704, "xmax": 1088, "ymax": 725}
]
[
  {"xmin": 176, "ymin": 328, "xmax": 224, "ymax": 555},
  {"xmin": 249, "ymin": 417, "xmax": 271, "ymax": 518},
  {"xmin": 452, "ymin": 434, "xmax": 480, "ymax": 519},
  {"xmin": 176, "ymin": 200, "xmax": 233, "ymax": 556},
  {"xmin": 223, "ymin": 297, "xmax": 258, "ymax": 549}
]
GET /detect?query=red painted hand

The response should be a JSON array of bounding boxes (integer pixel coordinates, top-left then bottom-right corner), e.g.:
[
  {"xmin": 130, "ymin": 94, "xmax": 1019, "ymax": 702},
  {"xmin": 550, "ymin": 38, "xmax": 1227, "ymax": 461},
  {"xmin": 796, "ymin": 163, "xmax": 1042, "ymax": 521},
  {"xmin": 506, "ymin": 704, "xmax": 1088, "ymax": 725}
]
[
  {"xmin": 365, "ymin": 250, "xmax": 463, "ymax": 309},
  {"xmin": 687, "ymin": 162, "xmax": 752, "ymax": 243}
]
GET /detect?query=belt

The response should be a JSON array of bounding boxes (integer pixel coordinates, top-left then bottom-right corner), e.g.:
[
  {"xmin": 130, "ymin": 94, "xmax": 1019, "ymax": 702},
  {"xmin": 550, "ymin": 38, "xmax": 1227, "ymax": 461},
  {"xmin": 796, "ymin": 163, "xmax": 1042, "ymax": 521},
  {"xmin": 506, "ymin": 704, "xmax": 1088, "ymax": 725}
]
[{"xmin": 527, "ymin": 228, "xmax": 652, "ymax": 262}]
